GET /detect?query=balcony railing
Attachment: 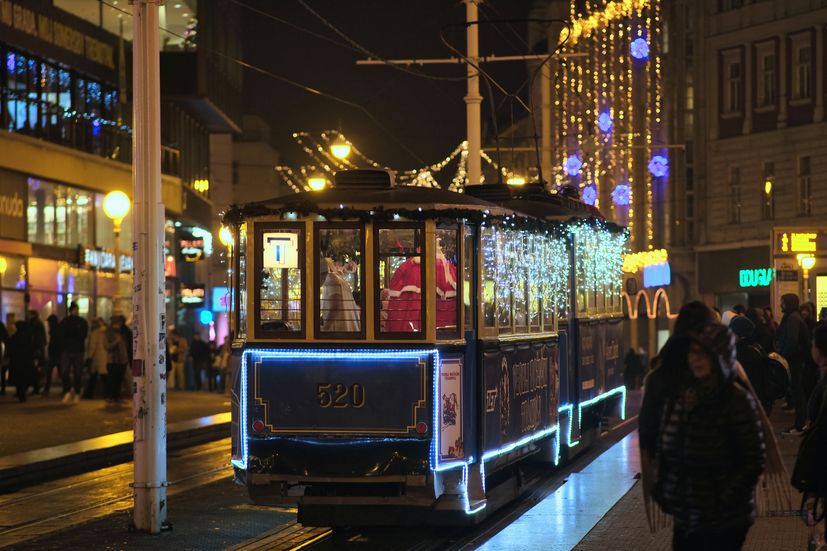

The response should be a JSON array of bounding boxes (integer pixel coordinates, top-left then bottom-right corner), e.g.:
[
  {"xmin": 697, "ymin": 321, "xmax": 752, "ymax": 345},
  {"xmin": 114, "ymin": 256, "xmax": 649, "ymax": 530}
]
[{"xmin": 1, "ymin": 91, "xmax": 181, "ymax": 177}]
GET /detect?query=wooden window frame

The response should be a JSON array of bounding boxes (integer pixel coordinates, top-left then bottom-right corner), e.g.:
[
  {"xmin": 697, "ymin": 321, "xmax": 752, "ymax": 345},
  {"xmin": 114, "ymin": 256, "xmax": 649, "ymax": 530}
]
[{"xmin": 374, "ymin": 222, "xmax": 427, "ymax": 340}]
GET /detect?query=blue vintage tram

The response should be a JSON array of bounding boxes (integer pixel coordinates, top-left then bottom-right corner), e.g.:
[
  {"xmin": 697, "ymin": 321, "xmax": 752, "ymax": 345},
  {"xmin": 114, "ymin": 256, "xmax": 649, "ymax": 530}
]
[{"xmin": 224, "ymin": 169, "xmax": 627, "ymax": 526}]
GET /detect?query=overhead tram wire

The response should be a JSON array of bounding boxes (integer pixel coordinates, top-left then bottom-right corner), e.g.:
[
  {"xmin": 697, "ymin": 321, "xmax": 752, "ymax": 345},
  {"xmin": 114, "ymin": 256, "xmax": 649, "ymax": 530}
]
[
  {"xmin": 296, "ymin": 0, "xmax": 467, "ymax": 83},
  {"xmin": 99, "ymin": 0, "xmax": 427, "ymax": 166}
]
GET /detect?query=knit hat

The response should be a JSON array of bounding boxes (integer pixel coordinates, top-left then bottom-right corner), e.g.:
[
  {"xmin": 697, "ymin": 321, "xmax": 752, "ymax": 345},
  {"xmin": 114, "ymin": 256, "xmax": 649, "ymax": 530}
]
[{"xmin": 729, "ymin": 315, "xmax": 755, "ymax": 339}]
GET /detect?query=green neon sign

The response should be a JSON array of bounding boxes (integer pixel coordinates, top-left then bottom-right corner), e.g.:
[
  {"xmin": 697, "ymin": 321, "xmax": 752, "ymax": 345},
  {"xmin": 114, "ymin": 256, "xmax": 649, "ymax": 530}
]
[{"xmin": 739, "ymin": 268, "xmax": 774, "ymax": 288}]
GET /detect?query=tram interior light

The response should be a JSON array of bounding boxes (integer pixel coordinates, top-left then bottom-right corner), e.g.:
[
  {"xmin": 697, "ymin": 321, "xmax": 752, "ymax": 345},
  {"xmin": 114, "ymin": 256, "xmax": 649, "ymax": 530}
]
[
  {"xmin": 506, "ymin": 175, "xmax": 526, "ymax": 186},
  {"xmin": 308, "ymin": 177, "xmax": 327, "ymax": 191},
  {"xmin": 330, "ymin": 135, "xmax": 351, "ymax": 159}
]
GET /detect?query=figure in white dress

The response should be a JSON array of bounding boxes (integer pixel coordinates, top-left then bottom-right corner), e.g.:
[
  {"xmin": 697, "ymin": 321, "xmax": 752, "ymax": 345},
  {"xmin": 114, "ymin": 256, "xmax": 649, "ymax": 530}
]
[{"xmin": 320, "ymin": 257, "xmax": 360, "ymax": 332}]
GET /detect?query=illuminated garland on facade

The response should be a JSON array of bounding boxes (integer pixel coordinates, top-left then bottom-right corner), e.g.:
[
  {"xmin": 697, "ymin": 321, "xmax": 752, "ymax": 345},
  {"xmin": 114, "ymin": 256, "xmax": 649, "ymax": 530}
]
[{"xmin": 556, "ymin": 0, "xmax": 664, "ymax": 251}]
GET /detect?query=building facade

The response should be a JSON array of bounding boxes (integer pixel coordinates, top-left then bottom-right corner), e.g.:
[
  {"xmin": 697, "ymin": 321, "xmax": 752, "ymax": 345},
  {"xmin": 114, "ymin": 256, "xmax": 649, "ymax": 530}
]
[
  {"xmin": 668, "ymin": 0, "xmax": 827, "ymax": 316},
  {"xmin": 0, "ymin": 0, "xmax": 241, "ymax": 344}
]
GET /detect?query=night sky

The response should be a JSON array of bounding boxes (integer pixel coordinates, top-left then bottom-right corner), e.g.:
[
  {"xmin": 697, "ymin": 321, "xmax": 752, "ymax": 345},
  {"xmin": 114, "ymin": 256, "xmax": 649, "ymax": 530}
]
[{"xmin": 241, "ymin": 0, "xmax": 536, "ymax": 172}]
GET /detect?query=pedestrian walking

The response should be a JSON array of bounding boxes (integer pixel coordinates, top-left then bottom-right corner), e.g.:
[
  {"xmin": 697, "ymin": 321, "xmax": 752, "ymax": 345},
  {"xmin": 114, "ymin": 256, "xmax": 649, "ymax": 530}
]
[
  {"xmin": 652, "ymin": 324, "xmax": 765, "ymax": 550},
  {"xmin": 167, "ymin": 326, "xmax": 187, "ymax": 391},
  {"xmin": 189, "ymin": 332, "xmax": 211, "ymax": 391},
  {"xmin": 0, "ymin": 313, "xmax": 14, "ymax": 395},
  {"xmin": 778, "ymin": 294, "xmax": 811, "ymax": 435},
  {"xmin": 59, "ymin": 302, "xmax": 88, "ymax": 403},
  {"xmin": 791, "ymin": 323, "xmax": 827, "ymax": 551},
  {"xmin": 105, "ymin": 317, "xmax": 129, "ymax": 404},
  {"xmin": 83, "ymin": 318, "xmax": 108, "ymax": 399},
  {"xmin": 44, "ymin": 314, "xmax": 60, "ymax": 396},
  {"xmin": 0, "ymin": 318, "xmax": 8, "ymax": 396},
  {"xmin": 731, "ymin": 316, "xmax": 774, "ymax": 414},
  {"xmin": 746, "ymin": 307, "xmax": 775, "ymax": 354},
  {"xmin": 8, "ymin": 320, "xmax": 36, "ymax": 402}
]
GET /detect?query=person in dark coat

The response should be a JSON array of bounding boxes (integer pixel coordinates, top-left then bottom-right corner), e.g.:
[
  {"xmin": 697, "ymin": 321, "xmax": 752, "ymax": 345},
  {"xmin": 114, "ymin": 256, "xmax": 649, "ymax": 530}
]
[
  {"xmin": 653, "ymin": 324, "xmax": 765, "ymax": 550},
  {"xmin": 799, "ymin": 324, "xmax": 827, "ymax": 540},
  {"xmin": 731, "ymin": 316, "xmax": 773, "ymax": 415},
  {"xmin": 8, "ymin": 320, "xmax": 36, "ymax": 402},
  {"xmin": 58, "ymin": 302, "xmax": 88, "ymax": 403},
  {"xmin": 27, "ymin": 310, "xmax": 47, "ymax": 395},
  {"xmin": 0, "ymin": 319, "xmax": 8, "ymax": 396},
  {"xmin": 44, "ymin": 314, "xmax": 60, "ymax": 396},
  {"xmin": 778, "ymin": 294, "xmax": 810, "ymax": 434},
  {"xmin": 189, "ymin": 332, "xmax": 211, "ymax": 391},
  {"xmin": 746, "ymin": 307, "xmax": 774, "ymax": 354}
]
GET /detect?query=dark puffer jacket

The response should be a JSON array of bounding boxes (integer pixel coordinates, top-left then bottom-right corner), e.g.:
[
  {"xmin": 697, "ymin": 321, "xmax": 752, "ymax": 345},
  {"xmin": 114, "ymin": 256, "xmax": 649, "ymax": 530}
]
[{"xmin": 653, "ymin": 339, "xmax": 765, "ymax": 533}]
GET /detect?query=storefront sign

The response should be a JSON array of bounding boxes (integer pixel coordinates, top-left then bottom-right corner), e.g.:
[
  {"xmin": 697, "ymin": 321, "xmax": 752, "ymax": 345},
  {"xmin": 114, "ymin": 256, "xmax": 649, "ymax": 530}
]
[
  {"xmin": 0, "ymin": 0, "xmax": 115, "ymax": 69},
  {"xmin": 439, "ymin": 356, "xmax": 464, "ymax": 460},
  {"xmin": 263, "ymin": 232, "xmax": 299, "ymax": 269},
  {"xmin": 643, "ymin": 262, "xmax": 671, "ymax": 288},
  {"xmin": 79, "ymin": 247, "xmax": 133, "ymax": 273},
  {"xmin": 0, "ymin": 169, "xmax": 26, "ymax": 241},
  {"xmin": 739, "ymin": 268, "xmax": 774, "ymax": 288},
  {"xmin": 622, "ymin": 249, "xmax": 668, "ymax": 273},
  {"xmin": 180, "ymin": 284, "xmax": 206, "ymax": 306},
  {"xmin": 179, "ymin": 235, "xmax": 205, "ymax": 262}
]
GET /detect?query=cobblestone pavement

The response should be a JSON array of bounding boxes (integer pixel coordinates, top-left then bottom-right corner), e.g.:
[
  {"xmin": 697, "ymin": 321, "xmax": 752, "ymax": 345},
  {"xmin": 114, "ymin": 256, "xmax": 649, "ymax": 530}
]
[
  {"xmin": 0, "ymin": 390, "xmax": 229, "ymax": 456},
  {"xmin": 574, "ymin": 403, "xmax": 814, "ymax": 550}
]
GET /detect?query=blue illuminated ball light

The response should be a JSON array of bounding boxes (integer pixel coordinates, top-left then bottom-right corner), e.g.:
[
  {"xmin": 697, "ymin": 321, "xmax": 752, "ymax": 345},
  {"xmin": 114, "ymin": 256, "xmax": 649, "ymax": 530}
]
[
  {"xmin": 597, "ymin": 112, "xmax": 613, "ymax": 133},
  {"xmin": 581, "ymin": 185, "xmax": 597, "ymax": 206},
  {"xmin": 648, "ymin": 155, "xmax": 669, "ymax": 177},
  {"xmin": 631, "ymin": 37, "xmax": 649, "ymax": 60},
  {"xmin": 563, "ymin": 155, "xmax": 582, "ymax": 176},
  {"xmin": 611, "ymin": 184, "xmax": 631, "ymax": 206}
]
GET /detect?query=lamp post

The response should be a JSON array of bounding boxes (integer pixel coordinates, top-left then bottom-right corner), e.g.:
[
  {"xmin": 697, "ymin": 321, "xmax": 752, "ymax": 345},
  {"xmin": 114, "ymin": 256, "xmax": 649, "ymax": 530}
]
[{"xmin": 103, "ymin": 190, "xmax": 131, "ymax": 315}]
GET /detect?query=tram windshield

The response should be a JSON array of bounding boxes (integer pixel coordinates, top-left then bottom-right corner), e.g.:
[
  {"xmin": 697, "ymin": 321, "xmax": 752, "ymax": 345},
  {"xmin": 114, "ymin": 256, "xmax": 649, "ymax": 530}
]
[{"xmin": 317, "ymin": 225, "xmax": 363, "ymax": 335}]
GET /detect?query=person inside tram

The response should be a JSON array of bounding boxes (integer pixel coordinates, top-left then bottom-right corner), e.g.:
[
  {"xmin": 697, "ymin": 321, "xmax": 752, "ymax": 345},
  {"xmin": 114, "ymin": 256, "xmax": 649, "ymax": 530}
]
[
  {"xmin": 434, "ymin": 237, "xmax": 457, "ymax": 330},
  {"xmin": 320, "ymin": 257, "xmax": 360, "ymax": 333}
]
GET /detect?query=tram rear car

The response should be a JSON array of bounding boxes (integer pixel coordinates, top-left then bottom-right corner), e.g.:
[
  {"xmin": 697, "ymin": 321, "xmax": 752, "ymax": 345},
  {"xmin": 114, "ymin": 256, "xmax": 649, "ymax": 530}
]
[{"xmin": 225, "ymin": 170, "xmax": 627, "ymax": 526}]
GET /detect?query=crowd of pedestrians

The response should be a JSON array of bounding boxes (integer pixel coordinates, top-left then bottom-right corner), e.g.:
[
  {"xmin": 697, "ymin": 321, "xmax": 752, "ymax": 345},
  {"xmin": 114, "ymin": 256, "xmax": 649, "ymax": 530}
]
[
  {"xmin": 639, "ymin": 296, "xmax": 827, "ymax": 550},
  {"xmin": 0, "ymin": 303, "xmax": 233, "ymax": 403}
]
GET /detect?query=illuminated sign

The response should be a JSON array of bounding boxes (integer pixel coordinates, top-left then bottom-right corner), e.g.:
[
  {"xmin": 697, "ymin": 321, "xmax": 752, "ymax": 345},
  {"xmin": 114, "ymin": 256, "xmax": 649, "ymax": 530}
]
[
  {"xmin": 180, "ymin": 284, "xmax": 206, "ymax": 306},
  {"xmin": 80, "ymin": 247, "xmax": 133, "ymax": 273},
  {"xmin": 164, "ymin": 255, "xmax": 177, "ymax": 277},
  {"xmin": 263, "ymin": 232, "xmax": 299, "ymax": 269},
  {"xmin": 179, "ymin": 236, "xmax": 205, "ymax": 262},
  {"xmin": 643, "ymin": 262, "xmax": 671, "ymax": 288},
  {"xmin": 622, "ymin": 249, "xmax": 668, "ymax": 273},
  {"xmin": 212, "ymin": 286, "xmax": 230, "ymax": 312},
  {"xmin": 739, "ymin": 268, "xmax": 774, "ymax": 288},
  {"xmin": 775, "ymin": 230, "xmax": 827, "ymax": 254}
]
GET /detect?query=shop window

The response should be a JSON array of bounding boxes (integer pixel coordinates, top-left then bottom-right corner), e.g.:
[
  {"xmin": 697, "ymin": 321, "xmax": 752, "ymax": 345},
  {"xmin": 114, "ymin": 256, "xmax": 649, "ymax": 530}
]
[
  {"xmin": 316, "ymin": 225, "xmax": 363, "ymax": 336},
  {"xmin": 256, "ymin": 224, "xmax": 303, "ymax": 337},
  {"xmin": 0, "ymin": 255, "xmax": 26, "ymax": 291},
  {"xmin": 376, "ymin": 225, "xmax": 424, "ymax": 337},
  {"xmin": 435, "ymin": 227, "xmax": 460, "ymax": 339},
  {"xmin": 463, "ymin": 225, "xmax": 475, "ymax": 333}
]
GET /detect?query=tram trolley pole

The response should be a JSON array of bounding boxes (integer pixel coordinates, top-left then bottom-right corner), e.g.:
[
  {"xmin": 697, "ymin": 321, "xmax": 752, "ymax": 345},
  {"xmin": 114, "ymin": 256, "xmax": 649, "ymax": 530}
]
[{"xmin": 131, "ymin": 0, "xmax": 169, "ymax": 533}]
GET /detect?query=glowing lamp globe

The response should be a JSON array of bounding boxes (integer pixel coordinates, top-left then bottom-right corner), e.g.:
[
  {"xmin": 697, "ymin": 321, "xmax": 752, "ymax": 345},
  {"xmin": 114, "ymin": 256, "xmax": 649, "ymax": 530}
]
[
  {"xmin": 103, "ymin": 190, "xmax": 130, "ymax": 226},
  {"xmin": 581, "ymin": 184, "xmax": 597, "ymax": 206},
  {"xmin": 631, "ymin": 37, "xmax": 649, "ymax": 60},
  {"xmin": 506, "ymin": 175, "xmax": 526, "ymax": 186},
  {"xmin": 563, "ymin": 155, "xmax": 583, "ymax": 176},
  {"xmin": 611, "ymin": 184, "xmax": 631, "ymax": 206},
  {"xmin": 597, "ymin": 112, "xmax": 613, "ymax": 133},
  {"xmin": 308, "ymin": 177, "xmax": 327, "ymax": 191},
  {"xmin": 764, "ymin": 179, "xmax": 773, "ymax": 195},
  {"xmin": 0, "ymin": 256, "xmax": 7, "ymax": 275},
  {"xmin": 648, "ymin": 155, "xmax": 669, "ymax": 178},
  {"xmin": 218, "ymin": 225, "xmax": 234, "ymax": 248},
  {"xmin": 329, "ymin": 136, "xmax": 351, "ymax": 160}
]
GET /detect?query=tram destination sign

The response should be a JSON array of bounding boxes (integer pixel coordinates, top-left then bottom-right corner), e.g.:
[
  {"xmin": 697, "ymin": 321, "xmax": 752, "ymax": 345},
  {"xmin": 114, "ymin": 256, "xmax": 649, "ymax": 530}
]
[
  {"xmin": 482, "ymin": 340, "xmax": 559, "ymax": 452},
  {"xmin": 251, "ymin": 352, "xmax": 430, "ymax": 434}
]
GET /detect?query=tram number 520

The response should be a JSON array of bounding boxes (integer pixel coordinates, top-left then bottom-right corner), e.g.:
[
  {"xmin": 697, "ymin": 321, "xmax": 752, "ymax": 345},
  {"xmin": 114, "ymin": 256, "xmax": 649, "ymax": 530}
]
[{"xmin": 317, "ymin": 383, "xmax": 366, "ymax": 409}]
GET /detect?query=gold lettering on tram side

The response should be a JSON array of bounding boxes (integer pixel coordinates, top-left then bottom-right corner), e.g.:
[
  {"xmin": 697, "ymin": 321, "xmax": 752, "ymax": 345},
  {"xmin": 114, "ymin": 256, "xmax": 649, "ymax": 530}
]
[{"xmin": 316, "ymin": 382, "xmax": 366, "ymax": 409}]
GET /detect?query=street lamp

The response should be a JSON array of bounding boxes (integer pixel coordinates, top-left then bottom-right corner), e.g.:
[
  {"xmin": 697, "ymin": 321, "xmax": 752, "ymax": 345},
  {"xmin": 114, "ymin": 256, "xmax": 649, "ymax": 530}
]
[
  {"xmin": 103, "ymin": 190, "xmax": 131, "ymax": 315},
  {"xmin": 330, "ymin": 135, "xmax": 351, "ymax": 160},
  {"xmin": 218, "ymin": 225, "xmax": 234, "ymax": 249}
]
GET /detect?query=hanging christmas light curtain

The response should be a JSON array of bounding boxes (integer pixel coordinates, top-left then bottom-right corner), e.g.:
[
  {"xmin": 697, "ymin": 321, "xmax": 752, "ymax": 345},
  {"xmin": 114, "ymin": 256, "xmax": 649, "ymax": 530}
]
[
  {"xmin": 556, "ymin": 0, "xmax": 664, "ymax": 250},
  {"xmin": 569, "ymin": 222, "xmax": 628, "ymax": 312}
]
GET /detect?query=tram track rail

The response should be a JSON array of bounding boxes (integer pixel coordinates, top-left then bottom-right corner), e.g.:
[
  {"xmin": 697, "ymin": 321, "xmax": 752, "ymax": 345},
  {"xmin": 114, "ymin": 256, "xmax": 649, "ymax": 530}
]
[{"xmin": 0, "ymin": 439, "xmax": 232, "ymax": 549}]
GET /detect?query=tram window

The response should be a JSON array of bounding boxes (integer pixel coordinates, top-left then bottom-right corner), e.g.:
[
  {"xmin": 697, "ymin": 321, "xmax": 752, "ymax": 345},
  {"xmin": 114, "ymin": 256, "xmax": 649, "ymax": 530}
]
[
  {"xmin": 317, "ymin": 225, "xmax": 363, "ymax": 336},
  {"xmin": 436, "ymin": 227, "xmax": 460, "ymax": 339},
  {"xmin": 529, "ymin": 283, "xmax": 541, "ymax": 332},
  {"xmin": 481, "ymin": 227, "xmax": 496, "ymax": 332},
  {"xmin": 462, "ymin": 225, "xmax": 475, "ymax": 332},
  {"xmin": 256, "ymin": 224, "xmax": 304, "ymax": 337},
  {"xmin": 237, "ymin": 223, "xmax": 247, "ymax": 339},
  {"xmin": 376, "ymin": 226, "xmax": 424, "ymax": 336},
  {"xmin": 513, "ymin": 278, "xmax": 528, "ymax": 333},
  {"xmin": 542, "ymin": 291, "xmax": 555, "ymax": 331}
]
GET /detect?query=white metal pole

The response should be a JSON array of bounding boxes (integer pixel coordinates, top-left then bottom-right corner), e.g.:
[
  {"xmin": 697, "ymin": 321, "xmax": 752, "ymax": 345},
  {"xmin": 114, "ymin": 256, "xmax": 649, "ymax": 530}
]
[
  {"xmin": 131, "ymin": 0, "xmax": 167, "ymax": 533},
  {"xmin": 541, "ymin": 62, "xmax": 552, "ymax": 186},
  {"xmin": 465, "ymin": 0, "xmax": 482, "ymax": 186}
]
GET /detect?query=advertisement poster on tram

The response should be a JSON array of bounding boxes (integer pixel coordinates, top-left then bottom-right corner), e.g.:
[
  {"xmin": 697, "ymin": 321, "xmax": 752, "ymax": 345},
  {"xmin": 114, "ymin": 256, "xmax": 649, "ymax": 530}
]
[
  {"xmin": 578, "ymin": 323, "xmax": 598, "ymax": 401},
  {"xmin": 439, "ymin": 356, "xmax": 464, "ymax": 460},
  {"xmin": 482, "ymin": 340, "xmax": 559, "ymax": 451}
]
